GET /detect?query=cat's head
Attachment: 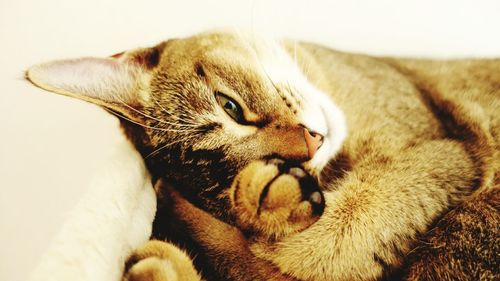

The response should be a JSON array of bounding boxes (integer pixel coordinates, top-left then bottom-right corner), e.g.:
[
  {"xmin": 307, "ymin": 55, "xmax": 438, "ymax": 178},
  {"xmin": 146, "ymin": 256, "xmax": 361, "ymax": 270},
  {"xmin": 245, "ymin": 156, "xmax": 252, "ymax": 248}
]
[{"xmin": 27, "ymin": 31, "xmax": 346, "ymax": 222}]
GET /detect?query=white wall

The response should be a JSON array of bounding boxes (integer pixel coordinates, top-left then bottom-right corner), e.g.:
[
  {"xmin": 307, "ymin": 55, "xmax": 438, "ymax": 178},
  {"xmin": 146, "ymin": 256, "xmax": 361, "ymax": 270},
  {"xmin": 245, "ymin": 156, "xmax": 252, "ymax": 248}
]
[{"xmin": 1, "ymin": 1, "xmax": 499, "ymax": 281}]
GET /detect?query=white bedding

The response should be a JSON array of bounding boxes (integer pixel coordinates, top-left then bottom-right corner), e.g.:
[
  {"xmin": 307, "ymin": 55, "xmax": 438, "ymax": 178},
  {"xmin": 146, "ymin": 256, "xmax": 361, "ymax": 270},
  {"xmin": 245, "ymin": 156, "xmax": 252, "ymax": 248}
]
[{"xmin": 28, "ymin": 140, "xmax": 156, "ymax": 281}]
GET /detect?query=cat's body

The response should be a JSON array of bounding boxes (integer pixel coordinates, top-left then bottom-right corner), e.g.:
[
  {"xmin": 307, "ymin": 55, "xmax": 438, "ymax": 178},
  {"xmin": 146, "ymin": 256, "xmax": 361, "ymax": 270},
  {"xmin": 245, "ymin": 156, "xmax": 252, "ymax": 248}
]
[
  {"xmin": 27, "ymin": 31, "xmax": 499, "ymax": 281},
  {"xmin": 241, "ymin": 46, "xmax": 499, "ymax": 280}
]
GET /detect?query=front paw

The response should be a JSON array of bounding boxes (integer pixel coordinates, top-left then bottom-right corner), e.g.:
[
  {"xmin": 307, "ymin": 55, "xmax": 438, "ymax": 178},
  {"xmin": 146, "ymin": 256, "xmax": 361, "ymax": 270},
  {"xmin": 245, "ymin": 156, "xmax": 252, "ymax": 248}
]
[
  {"xmin": 123, "ymin": 240, "xmax": 201, "ymax": 281},
  {"xmin": 230, "ymin": 158, "xmax": 325, "ymax": 238}
]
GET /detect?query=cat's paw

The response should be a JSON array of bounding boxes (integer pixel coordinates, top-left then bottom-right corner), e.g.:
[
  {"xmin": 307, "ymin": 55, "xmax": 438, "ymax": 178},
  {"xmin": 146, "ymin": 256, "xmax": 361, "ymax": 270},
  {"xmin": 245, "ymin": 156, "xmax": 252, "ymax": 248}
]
[
  {"xmin": 123, "ymin": 240, "xmax": 201, "ymax": 281},
  {"xmin": 230, "ymin": 158, "xmax": 325, "ymax": 238}
]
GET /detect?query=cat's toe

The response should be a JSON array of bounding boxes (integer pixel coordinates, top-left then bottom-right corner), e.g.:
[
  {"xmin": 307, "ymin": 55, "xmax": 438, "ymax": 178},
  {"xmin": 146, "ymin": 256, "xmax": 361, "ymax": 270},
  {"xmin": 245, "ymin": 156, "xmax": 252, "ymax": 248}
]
[
  {"xmin": 123, "ymin": 240, "xmax": 201, "ymax": 281},
  {"xmin": 125, "ymin": 257, "xmax": 178, "ymax": 281},
  {"xmin": 231, "ymin": 159, "xmax": 324, "ymax": 238},
  {"xmin": 288, "ymin": 166, "xmax": 324, "ymax": 215}
]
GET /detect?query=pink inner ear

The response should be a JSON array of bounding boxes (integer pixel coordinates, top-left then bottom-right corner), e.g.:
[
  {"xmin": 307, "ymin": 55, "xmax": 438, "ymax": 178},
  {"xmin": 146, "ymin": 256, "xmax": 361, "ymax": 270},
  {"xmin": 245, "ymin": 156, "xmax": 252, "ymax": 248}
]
[{"xmin": 28, "ymin": 57, "xmax": 142, "ymax": 105}]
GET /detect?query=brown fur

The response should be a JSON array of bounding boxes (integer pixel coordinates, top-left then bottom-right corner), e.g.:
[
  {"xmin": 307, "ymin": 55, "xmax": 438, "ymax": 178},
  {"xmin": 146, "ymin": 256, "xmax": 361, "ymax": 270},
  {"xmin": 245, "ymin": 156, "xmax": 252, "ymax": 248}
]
[
  {"xmin": 404, "ymin": 188, "xmax": 499, "ymax": 281},
  {"xmin": 27, "ymin": 31, "xmax": 499, "ymax": 281}
]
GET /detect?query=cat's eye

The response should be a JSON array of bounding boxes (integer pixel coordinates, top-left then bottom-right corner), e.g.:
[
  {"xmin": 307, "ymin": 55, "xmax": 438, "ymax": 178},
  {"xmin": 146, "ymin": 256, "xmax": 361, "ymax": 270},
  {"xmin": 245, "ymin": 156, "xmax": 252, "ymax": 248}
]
[{"xmin": 216, "ymin": 92, "xmax": 244, "ymax": 122}]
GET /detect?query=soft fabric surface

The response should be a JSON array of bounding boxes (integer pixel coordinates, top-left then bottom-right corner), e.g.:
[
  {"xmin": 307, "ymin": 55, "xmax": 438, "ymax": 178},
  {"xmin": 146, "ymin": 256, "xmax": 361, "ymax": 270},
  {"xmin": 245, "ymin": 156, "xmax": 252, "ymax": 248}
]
[{"xmin": 28, "ymin": 140, "xmax": 156, "ymax": 281}]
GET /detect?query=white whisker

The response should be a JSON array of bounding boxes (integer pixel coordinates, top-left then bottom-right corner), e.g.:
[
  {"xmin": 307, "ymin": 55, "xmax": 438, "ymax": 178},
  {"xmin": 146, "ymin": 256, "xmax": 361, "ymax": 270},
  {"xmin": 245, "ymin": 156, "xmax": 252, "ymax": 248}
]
[
  {"xmin": 115, "ymin": 97, "xmax": 171, "ymax": 125},
  {"xmin": 294, "ymin": 40, "xmax": 297, "ymax": 66},
  {"xmin": 103, "ymin": 108, "xmax": 203, "ymax": 133},
  {"xmin": 112, "ymin": 92, "xmax": 202, "ymax": 129},
  {"xmin": 149, "ymin": 94, "xmax": 203, "ymax": 128}
]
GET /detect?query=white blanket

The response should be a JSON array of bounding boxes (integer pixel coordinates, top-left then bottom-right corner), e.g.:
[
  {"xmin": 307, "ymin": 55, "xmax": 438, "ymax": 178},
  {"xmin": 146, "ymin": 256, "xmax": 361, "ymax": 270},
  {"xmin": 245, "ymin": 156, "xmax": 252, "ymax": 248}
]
[{"xmin": 28, "ymin": 140, "xmax": 156, "ymax": 281}]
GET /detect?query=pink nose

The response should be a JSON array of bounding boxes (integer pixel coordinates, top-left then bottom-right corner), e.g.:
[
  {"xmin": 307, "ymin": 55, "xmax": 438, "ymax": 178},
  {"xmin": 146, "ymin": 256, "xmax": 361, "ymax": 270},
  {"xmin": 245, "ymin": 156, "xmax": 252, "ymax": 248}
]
[{"xmin": 303, "ymin": 128, "xmax": 324, "ymax": 159}]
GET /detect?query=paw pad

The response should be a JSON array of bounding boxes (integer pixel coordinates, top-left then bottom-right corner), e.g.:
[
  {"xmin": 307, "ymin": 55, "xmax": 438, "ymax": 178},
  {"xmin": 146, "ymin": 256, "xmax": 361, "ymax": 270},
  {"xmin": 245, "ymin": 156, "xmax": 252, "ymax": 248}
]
[{"xmin": 232, "ymin": 158, "xmax": 325, "ymax": 237}]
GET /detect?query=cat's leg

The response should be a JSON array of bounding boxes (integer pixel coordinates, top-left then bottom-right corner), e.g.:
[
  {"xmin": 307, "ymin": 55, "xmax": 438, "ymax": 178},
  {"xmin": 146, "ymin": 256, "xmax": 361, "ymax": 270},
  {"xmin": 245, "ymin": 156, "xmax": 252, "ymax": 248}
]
[
  {"xmin": 123, "ymin": 165, "xmax": 306, "ymax": 281},
  {"xmin": 123, "ymin": 240, "xmax": 201, "ymax": 281},
  {"xmin": 163, "ymin": 185, "xmax": 300, "ymax": 281},
  {"xmin": 248, "ymin": 137, "xmax": 482, "ymax": 281}
]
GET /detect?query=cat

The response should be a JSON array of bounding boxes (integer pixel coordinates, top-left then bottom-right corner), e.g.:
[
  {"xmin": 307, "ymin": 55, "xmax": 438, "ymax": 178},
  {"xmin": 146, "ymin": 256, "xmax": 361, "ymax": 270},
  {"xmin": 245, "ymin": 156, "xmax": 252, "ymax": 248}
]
[{"xmin": 27, "ymin": 30, "xmax": 499, "ymax": 281}]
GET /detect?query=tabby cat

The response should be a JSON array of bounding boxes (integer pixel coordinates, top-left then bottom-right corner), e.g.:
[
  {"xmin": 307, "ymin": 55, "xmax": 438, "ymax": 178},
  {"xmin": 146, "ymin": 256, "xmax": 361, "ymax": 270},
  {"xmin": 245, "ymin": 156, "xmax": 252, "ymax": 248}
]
[{"xmin": 27, "ymin": 31, "xmax": 499, "ymax": 281}]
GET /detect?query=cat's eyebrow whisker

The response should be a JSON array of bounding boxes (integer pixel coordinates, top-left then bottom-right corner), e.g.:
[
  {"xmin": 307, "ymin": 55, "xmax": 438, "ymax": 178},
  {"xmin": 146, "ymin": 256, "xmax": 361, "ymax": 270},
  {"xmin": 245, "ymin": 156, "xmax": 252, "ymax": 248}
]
[
  {"xmin": 252, "ymin": 54, "xmax": 281, "ymax": 96},
  {"xmin": 285, "ymin": 81, "xmax": 293, "ymax": 95},
  {"xmin": 286, "ymin": 80, "xmax": 305, "ymax": 102},
  {"xmin": 240, "ymin": 35, "xmax": 281, "ymax": 96}
]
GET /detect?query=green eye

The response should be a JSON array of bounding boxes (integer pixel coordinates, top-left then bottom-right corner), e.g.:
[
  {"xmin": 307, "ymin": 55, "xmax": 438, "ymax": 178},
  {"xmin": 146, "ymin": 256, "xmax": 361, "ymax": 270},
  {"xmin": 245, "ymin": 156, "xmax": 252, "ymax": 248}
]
[{"xmin": 216, "ymin": 92, "xmax": 243, "ymax": 122}]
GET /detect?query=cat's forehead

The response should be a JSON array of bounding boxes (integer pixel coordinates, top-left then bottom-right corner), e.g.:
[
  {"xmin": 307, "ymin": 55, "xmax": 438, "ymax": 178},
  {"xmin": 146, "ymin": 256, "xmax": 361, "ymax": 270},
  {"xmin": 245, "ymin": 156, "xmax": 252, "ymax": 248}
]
[
  {"xmin": 165, "ymin": 31, "xmax": 296, "ymax": 78},
  {"xmin": 155, "ymin": 32, "xmax": 299, "ymax": 104}
]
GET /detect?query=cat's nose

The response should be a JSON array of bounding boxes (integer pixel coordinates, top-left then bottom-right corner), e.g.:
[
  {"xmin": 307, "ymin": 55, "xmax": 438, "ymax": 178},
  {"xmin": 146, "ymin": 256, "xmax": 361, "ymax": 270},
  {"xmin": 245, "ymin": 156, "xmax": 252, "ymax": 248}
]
[{"xmin": 303, "ymin": 128, "xmax": 324, "ymax": 159}]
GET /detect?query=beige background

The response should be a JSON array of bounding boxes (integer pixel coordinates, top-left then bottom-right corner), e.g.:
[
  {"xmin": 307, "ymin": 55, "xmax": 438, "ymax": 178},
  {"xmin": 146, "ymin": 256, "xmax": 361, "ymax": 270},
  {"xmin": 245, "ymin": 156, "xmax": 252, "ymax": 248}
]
[{"xmin": 1, "ymin": 1, "xmax": 499, "ymax": 281}]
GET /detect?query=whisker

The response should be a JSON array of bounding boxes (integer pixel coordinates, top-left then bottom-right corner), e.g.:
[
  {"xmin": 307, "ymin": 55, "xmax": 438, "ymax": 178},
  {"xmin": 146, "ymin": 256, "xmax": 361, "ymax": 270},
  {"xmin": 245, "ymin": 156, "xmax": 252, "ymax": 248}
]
[
  {"xmin": 113, "ymin": 93, "xmax": 203, "ymax": 129},
  {"xmin": 162, "ymin": 116, "xmax": 203, "ymax": 128},
  {"xmin": 103, "ymin": 108, "xmax": 202, "ymax": 133},
  {"xmin": 150, "ymin": 94, "xmax": 208, "ymax": 128},
  {"xmin": 149, "ymin": 95, "xmax": 201, "ymax": 127},
  {"xmin": 261, "ymin": 65, "xmax": 281, "ymax": 96},
  {"xmin": 153, "ymin": 112, "xmax": 203, "ymax": 129},
  {"xmin": 145, "ymin": 143, "xmax": 170, "ymax": 159},
  {"xmin": 150, "ymin": 92, "xmax": 172, "ymax": 115},
  {"xmin": 115, "ymin": 97, "xmax": 170, "ymax": 124},
  {"xmin": 242, "ymin": 34, "xmax": 282, "ymax": 97},
  {"xmin": 285, "ymin": 80, "xmax": 305, "ymax": 102},
  {"xmin": 248, "ymin": 48, "xmax": 281, "ymax": 95},
  {"xmin": 294, "ymin": 40, "xmax": 297, "ymax": 66}
]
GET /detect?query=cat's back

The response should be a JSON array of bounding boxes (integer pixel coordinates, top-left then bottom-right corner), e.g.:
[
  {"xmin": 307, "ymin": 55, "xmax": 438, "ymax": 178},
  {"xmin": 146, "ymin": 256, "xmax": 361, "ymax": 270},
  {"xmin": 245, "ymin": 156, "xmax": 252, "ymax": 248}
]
[
  {"xmin": 384, "ymin": 57, "xmax": 500, "ymax": 140},
  {"xmin": 387, "ymin": 57, "xmax": 500, "ymax": 186}
]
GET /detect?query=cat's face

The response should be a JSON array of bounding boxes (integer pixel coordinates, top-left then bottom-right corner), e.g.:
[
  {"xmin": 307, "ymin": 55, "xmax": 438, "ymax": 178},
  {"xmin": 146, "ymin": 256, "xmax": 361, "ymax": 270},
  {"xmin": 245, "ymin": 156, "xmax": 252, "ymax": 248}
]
[{"xmin": 27, "ymin": 31, "xmax": 346, "ymax": 222}]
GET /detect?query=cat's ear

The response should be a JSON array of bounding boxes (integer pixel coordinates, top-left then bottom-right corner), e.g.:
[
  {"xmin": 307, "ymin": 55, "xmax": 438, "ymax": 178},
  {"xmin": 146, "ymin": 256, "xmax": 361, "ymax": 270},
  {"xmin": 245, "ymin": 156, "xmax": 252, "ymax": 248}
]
[{"xmin": 26, "ymin": 43, "xmax": 166, "ymax": 118}]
